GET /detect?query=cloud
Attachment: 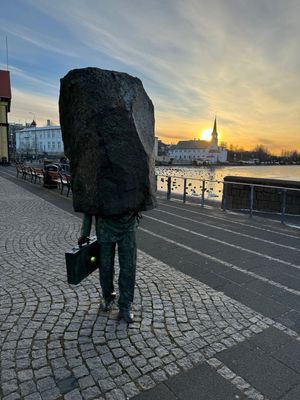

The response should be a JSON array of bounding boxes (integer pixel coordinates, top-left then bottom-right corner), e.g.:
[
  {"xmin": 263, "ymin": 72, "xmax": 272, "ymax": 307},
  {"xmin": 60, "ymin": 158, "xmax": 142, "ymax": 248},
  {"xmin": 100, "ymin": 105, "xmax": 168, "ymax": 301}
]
[
  {"xmin": 4, "ymin": 0, "xmax": 300, "ymax": 153},
  {"xmin": 9, "ymin": 88, "xmax": 59, "ymax": 126},
  {"xmin": 1, "ymin": 21, "xmax": 78, "ymax": 58},
  {"xmin": 256, "ymin": 138, "xmax": 275, "ymax": 146},
  {"xmin": 0, "ymin": 63, "xmax": 57, "ymax": 90}
]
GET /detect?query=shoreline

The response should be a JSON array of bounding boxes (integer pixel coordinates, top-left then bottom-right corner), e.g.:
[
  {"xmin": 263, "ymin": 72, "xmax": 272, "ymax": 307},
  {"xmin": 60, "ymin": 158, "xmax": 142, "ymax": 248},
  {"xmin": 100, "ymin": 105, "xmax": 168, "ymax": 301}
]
[
  {"xmin": 157, "ymin": 163, "xmax": 300, "ymax": 168},
  {"xmin": 156, "ymin": 164, "xmax": 300, "ymax": 184}
]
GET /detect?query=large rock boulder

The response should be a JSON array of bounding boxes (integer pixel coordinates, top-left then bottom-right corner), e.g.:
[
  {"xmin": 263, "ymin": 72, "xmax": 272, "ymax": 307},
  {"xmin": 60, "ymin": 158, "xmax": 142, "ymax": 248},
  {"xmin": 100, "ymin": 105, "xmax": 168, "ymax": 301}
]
[{"xmin": 59, "ymin": 67, "xmax": 157, "ymax": 216}]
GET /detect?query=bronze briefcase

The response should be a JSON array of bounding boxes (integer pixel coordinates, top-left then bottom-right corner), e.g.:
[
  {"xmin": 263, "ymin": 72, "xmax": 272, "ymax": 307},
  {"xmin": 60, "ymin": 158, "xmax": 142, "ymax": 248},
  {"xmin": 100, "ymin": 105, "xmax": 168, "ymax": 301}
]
[{"xmin": 65, "ymin": 236, "xmax": 100, "ymax": 285}]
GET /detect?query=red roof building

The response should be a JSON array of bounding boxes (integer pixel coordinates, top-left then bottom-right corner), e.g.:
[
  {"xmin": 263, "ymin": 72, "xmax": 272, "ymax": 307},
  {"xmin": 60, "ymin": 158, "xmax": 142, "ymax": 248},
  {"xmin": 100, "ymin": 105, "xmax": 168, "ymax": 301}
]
[
  {"xmin": 0, "ymin": 70, "xmax": 11, "ymax": 110},
  {"xmin": 0, "ymin": 70, "xmax": 12, "ymax": 161}
]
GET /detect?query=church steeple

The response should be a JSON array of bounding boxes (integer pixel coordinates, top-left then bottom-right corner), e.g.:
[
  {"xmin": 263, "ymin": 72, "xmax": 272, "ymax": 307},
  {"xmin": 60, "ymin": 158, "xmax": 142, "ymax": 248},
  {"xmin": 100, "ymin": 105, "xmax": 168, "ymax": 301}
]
[{"xmin": 211, "ymin": 116, "xmax": 218, "ymax": 147}]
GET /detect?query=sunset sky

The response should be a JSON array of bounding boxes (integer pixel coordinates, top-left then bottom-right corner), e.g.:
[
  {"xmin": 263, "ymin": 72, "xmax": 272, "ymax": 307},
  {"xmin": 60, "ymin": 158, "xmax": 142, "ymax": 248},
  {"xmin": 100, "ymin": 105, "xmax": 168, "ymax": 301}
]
[{"xmin": 1, "ymin": 0, "xmax": 299, "ymax": 154}]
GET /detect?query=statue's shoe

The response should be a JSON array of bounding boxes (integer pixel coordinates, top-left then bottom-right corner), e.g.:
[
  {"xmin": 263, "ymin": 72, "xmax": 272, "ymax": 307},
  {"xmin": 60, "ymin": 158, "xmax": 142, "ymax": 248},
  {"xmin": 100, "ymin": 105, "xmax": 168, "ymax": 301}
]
[
  {"xmin": 118, "ymin": 309, "xmax": 134, "ymax": 323},
  {"xmin": 101, "ymin": 298, "xmax": 115, "ymax": 312}
]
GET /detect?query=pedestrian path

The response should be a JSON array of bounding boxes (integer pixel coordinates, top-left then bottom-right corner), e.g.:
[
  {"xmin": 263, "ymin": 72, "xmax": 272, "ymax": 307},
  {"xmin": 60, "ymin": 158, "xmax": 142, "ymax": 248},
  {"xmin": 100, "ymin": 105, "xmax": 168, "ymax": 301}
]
[{"xmin": 1, "ymin": 175, "xmax": 300, "ymax": 399}]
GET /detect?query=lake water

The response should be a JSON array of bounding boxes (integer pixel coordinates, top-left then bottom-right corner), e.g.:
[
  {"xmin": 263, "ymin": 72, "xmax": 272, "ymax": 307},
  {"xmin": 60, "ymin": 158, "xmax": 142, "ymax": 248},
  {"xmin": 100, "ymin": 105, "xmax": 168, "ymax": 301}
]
[{"xmin": 155, "ymin": 165, "xmax": 300, "ymax": 200}]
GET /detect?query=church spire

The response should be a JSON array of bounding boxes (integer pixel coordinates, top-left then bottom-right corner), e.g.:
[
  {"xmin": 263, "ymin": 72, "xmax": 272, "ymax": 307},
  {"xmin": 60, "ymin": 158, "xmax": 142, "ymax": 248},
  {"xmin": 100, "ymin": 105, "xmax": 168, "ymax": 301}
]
[
  {"xmin": 211, "ymin": 116, "xmax": 218, "ymax": 147},
  {"xmin": 213, "ymin": 116, "xmax": 217, "ymax": 134}
]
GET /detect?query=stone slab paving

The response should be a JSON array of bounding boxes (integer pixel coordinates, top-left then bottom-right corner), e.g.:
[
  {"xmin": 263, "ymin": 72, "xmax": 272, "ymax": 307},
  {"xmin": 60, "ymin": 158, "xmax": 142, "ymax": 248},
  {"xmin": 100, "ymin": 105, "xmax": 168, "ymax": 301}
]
[{"xmin": 0, "ymin": 176, "xmax": 285, "ymax": 399}]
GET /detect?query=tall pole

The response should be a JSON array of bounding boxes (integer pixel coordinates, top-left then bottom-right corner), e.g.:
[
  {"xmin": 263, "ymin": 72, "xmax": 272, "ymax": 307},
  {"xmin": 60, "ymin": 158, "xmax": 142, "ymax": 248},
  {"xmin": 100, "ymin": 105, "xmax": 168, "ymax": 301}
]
[
  {"xmin": 28, "ymin": 112, "xmax": 37, "ymax": 159},
  {"xmin": 6, "ymin": 36, "xmax": 9, "ymax": 70}
]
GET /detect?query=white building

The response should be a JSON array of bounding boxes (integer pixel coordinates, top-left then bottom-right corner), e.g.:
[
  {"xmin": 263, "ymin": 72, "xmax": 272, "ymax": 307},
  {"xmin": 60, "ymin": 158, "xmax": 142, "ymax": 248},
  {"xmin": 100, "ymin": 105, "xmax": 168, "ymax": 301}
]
[
  {"xmin": 15, "ymin": 120, "xmax": 64, "ymax": 156},
  {"xmin": 168, "ymin": 118, "xmax": 227, "ymax": 164}
]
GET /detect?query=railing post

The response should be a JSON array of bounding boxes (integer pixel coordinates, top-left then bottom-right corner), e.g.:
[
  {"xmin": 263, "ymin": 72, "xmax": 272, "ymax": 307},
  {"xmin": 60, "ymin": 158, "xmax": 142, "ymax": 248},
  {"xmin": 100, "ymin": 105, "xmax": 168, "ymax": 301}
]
[
  {"xmin": 222, "ymin": 181, "xmax": 227, "ymax": 211},
  {"xmin": 249, "ymin": 185, "xmax": 254, "ymax": 218},
  {"xmin": 201, "ymin": 180, "xmax": 206, "ymax": 207},
  {"xmin": 167, "ymin": 176, "xmax": 172, "ymax": 200},
  {"xmin": 183, "ymin": 178, "xmax": 187, "ymax": 203},
  {"xmin": 281, "ymin": 189, "xmax": 287, "ymax": 224}
]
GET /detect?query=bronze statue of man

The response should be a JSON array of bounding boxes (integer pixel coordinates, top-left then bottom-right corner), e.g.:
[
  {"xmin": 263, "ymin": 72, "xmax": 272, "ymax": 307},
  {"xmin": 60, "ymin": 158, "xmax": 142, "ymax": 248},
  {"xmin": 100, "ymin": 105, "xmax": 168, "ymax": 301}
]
[{"xmin": 59, "ymin": 67, "xmax": 157, "ymax": 323}]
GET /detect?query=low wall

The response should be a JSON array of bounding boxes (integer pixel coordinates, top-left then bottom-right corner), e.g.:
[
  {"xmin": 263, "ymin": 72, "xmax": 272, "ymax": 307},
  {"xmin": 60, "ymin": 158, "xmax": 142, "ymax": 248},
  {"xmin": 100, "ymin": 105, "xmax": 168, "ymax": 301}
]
[{"xmin": 222, "ymin": 176, "xmax": 300, "ymax": 215}]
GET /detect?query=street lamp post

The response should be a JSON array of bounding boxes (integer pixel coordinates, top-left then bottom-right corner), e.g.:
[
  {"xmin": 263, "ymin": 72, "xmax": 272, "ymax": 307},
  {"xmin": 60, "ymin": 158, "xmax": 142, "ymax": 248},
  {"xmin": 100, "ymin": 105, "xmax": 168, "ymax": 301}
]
[{"xmin": 28, "ymin": 112, "xmax": 37, "ymax": 160}]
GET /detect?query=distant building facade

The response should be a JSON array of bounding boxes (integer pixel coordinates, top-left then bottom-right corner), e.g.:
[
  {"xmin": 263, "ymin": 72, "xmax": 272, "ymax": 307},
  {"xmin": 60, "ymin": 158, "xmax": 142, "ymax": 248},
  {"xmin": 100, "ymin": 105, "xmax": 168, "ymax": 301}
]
[
  {"xmin": 15, "ymin": 120, "xmax": 64, "ymax": 156},
  {"xmin": 9, "ymin": 123, "xmax": 25, "ymax": 159},
  {"xmin": 168, "ymin": 118, "xmax": 227, "ymax": 164},
  {"xmin": 0, "ymin": 70, "xmax": 11, "ymax": 162},
  {"xmin": 154, "ymin": 137, "xmax": 171, "ymax": 165}
]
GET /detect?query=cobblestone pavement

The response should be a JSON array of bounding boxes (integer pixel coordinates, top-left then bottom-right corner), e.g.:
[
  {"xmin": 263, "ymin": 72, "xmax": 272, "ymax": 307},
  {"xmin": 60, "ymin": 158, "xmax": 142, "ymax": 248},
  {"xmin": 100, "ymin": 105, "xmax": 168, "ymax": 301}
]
[{"xmin": 0, "ymin": 176, "xmax": 282, "ymax": 399}]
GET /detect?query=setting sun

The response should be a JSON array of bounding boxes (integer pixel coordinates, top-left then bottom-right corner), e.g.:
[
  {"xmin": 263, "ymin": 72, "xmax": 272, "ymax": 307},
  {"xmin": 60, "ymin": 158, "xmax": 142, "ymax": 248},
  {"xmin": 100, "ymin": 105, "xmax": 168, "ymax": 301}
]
[{"xmin": 200, "ymin": 128, "xmax": 212, "ymax": 141}]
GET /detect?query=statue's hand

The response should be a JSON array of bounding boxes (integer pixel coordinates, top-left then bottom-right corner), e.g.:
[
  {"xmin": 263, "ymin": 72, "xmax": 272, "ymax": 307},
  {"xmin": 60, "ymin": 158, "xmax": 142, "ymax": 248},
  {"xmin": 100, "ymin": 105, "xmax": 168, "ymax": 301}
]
[{"xmin": 78, "ymin": 236, "xmax": 90, "ymax": 247}]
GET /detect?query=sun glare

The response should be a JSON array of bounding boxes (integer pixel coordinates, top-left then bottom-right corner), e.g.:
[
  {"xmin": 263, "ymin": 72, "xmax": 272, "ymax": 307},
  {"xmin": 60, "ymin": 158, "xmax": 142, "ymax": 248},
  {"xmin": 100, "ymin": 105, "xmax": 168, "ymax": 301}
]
[{"xmin": 200, "ymin": 128, "xmax": 212, "ymax": 141}]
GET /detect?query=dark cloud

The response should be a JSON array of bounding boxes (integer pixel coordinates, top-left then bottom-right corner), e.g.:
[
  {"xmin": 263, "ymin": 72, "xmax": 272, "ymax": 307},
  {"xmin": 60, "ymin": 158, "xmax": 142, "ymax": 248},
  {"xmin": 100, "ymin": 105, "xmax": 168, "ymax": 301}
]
[{"xmin": 257, "ymin": 138, "xmax": 275, "ymax": 145}]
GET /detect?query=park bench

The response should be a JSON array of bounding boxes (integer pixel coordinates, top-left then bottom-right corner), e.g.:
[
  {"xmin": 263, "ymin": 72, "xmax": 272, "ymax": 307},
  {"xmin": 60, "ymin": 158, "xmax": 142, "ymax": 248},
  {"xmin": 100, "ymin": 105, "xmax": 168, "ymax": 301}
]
[
  {"xmin": 59, "ymin": 173, "xmax": 72, "ymax": 196},
  {"xmin": 32, "ymin": 167, "xmax": 44, "ymax": 184},
  {"xmin": 15, "ymin": 164, "xmax": 23, "ymax": 178},
  {"xmin": 21, "ymin": 165, "xmax": 32, "ymax": 180},
  {"xmin": 15, "ymin": 163, "xmax": 72, "ymax": 197}
]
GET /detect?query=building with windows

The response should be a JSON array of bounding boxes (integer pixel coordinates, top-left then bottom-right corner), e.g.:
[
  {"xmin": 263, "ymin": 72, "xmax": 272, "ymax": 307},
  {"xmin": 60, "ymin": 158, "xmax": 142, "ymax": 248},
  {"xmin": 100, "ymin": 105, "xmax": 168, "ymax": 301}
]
[
  {"xmin": 15, "ymin": 120, "xmax": 64, "ymax": 157},
  {"xmin": 9, "ymin": 123, "xmax": 25, "ymax": 160},
  {"xmin": 154, "ymin": 137, "xmax": 171, "ymax": 165},
  {"xmin": 168, "ymin": 118, "xmax": 227, "ymax": 164},
  {"xmin": 0, "ymin": 70, "xmax": 11, "ymax": 163}
]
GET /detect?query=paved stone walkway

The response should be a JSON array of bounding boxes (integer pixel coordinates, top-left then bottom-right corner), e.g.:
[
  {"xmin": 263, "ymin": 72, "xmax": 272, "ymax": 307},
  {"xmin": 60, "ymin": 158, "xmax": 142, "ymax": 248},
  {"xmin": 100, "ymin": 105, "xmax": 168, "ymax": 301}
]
[{"xmin": 0, "ymin": 176, "xmax": 281, "ymax": 399}]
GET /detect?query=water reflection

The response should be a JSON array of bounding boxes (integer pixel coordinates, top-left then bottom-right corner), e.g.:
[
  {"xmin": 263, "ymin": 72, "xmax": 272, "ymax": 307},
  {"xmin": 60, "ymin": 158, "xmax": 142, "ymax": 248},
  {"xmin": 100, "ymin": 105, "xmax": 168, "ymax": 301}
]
[
  {"xmin": 156, "ymin": 165, "xmax": 300, "ymax": 200},
  {"xmin": 156, "ymin": 167, "xmax": 223, "ymax": 199}
]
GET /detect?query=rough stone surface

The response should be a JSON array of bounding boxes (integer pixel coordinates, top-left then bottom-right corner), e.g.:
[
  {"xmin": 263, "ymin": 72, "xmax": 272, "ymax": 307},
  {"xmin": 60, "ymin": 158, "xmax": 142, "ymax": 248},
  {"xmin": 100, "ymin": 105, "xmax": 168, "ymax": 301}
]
[{"xmin": 59, "ymin": 67, "xmax": 156, "ymax": 216}]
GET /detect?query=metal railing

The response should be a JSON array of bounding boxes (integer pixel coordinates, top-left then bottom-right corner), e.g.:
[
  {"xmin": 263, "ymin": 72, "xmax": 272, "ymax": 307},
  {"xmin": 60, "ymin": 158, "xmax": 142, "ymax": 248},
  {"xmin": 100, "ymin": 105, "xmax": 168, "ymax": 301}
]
[{"xmin": 156, "ymin": 174, "xmax": 300, "ymax": 224}]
